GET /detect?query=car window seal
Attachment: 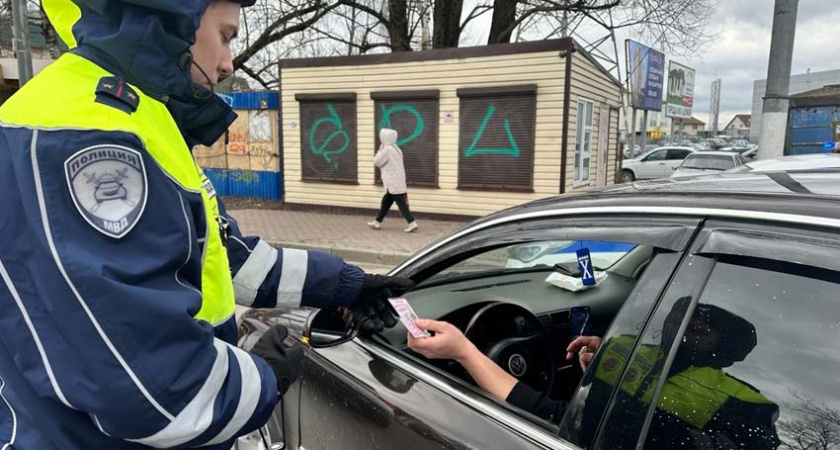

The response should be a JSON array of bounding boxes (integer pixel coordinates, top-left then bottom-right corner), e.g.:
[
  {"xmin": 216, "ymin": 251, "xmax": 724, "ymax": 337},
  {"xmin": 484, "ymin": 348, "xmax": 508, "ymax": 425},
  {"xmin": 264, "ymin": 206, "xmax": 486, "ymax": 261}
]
[{"xmin": 632, "ymin": 255, "xmax": 718, "ymax": 450}]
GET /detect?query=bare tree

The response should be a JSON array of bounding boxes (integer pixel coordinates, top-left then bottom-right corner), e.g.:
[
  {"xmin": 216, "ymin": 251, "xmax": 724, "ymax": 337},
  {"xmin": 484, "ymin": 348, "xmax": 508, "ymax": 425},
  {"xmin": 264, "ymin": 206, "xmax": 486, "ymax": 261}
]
[
  {"xmin": 38, "ymin": 1, "xmax": 62, "ymax": 59},
  {"xmin": 777, "ymin": 393, "xmax": 840, "ymax": 450},
  {"xmin": 431, "ymin": 0, "xmax": 464, "ymax": 48},
  {"xmin": 580, "ymin": 0, "xmax": 717, "ymax": 56},
  {"xmin": 487, "ymin": 0, "xmax": 622, "ymax": 45},
  {"xmin": 233, "ymin": 0, "xmax": 349, "ymax": 89}
]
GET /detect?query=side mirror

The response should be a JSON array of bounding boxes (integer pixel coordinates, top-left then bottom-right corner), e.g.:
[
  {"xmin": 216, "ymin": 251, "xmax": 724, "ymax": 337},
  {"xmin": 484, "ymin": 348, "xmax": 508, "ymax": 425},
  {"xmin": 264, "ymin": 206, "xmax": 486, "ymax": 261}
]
[
  {"xmin": 303, "ymin": 307, "xmax": 359, "ymax": 349},
  {"xmin": 569, "ymin": 306, "xmax": 591, "ymax": 340}
]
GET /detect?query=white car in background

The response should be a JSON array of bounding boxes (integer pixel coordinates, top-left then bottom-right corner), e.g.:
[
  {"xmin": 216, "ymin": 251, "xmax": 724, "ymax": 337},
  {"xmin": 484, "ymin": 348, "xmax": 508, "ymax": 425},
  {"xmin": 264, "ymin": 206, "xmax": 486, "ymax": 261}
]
[
  {"xmin": 671, "ymin": 151, "xmax": 745, "ymax": 178},
  {"xmin": 621, "ymin": 146, "xmax": 695, "ymax": 182}
]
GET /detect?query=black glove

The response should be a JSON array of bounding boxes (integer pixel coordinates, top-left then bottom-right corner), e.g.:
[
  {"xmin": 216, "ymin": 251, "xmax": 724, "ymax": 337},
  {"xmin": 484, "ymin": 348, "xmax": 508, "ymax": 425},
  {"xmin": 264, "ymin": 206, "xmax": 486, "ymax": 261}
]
[
  {"xmin": 353, "ymin": 274, "xmax": 415, "ymax": 333},
  {"xmin": 251, "ymin": 325, "xmax": 303, "ymax": 396}
]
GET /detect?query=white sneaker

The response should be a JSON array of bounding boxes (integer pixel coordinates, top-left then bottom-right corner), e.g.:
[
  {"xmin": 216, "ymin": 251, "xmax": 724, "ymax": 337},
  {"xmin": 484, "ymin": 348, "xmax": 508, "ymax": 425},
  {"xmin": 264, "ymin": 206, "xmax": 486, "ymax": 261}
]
[
  {"xmin": 404, "ymin": 222, "xmax": 418, "ymax": 233},
  {"xmin": 367, "ymin": 220, "xmax": 381, "ymax": 230}
]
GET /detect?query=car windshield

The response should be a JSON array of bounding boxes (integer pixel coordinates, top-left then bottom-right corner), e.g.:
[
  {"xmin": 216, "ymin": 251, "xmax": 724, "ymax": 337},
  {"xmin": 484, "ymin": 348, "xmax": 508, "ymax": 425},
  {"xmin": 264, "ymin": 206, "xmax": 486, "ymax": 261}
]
[
  {"xmin": 424, "ymin": 240, "xmax": 636, "ymax": 285},
  {"xmin": 681, "ymin": 154, "xmax": 736, "ymax": 170}
]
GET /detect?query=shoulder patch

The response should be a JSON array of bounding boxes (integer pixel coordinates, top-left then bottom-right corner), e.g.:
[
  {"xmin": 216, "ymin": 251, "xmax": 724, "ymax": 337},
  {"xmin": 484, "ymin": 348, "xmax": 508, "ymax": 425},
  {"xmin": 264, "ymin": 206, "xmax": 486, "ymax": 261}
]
[
  {"xmin": 64, "ymin": 145, "xmax": 148, "ymax": 239},
  {"xmin": 95, "ymin": 76, "xmax": 140, "ymax": 114}
]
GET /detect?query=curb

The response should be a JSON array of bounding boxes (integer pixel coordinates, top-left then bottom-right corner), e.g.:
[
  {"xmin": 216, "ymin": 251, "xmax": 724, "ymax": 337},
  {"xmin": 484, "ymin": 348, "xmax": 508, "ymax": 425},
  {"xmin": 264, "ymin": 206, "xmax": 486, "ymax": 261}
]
[{"xmin": 265, "ymin": 240, "xmax": 413, "ymax": 266}]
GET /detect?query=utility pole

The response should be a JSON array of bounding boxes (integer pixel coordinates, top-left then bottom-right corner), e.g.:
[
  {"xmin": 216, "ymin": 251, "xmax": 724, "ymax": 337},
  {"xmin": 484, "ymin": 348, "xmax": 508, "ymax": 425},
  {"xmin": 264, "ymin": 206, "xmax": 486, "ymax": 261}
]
[
  {"xmin": 758, "ymin": 0, "xmax": 799, "ymax": 159},
  {"xmin": 11, "ymin": 0, "xmax": 34, "ymax": 86}
]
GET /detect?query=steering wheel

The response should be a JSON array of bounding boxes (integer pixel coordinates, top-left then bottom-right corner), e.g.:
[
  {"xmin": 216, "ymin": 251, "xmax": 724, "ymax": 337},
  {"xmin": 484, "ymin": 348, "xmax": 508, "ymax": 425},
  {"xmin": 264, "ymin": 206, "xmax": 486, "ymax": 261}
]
[{"xmin": 464, "ymin": 302, "xmax": 556, "ymax": 393}]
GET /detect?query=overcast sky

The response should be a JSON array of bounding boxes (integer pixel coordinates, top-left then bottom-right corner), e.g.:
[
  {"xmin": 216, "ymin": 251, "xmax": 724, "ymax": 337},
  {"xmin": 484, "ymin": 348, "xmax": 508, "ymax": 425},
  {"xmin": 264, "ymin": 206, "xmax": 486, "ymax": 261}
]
[{"xmin": 464, "ymin": 0, "xmax": 840, "ymax": 129}]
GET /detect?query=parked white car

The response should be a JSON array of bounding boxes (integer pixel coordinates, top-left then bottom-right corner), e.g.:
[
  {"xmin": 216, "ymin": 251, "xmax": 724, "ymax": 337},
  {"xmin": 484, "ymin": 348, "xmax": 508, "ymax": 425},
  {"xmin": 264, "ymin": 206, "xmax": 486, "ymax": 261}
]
[
  {"xmin": 671, "ymin": 151, "xmax": 745, "ymax": 178},
  {"xmin": 621, "ymin": 146, "xmax": 695, "ymax": 182}
]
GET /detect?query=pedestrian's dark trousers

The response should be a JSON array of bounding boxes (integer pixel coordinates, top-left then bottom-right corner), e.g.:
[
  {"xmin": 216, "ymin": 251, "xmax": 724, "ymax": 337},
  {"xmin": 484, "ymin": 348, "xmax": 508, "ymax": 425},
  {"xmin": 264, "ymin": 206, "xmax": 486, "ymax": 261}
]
[{"xmin": 376, "ymin": 192, "xmax": 415, "ymax": 223}]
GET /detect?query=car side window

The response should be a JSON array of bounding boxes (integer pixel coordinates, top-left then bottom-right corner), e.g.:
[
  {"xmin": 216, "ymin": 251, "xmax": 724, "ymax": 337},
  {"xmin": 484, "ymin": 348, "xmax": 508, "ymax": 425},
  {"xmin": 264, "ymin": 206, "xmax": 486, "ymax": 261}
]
[
  {"xmin": 643, "ymin": 150, "xmax": 666, "ymax": 162},
  {"xmin": 642, "ymin": 256, "xmax": 840, "ymax": 450},
  {"xmin": 667, "ymin": 150, "xmax": 691, "ymax": 160}
]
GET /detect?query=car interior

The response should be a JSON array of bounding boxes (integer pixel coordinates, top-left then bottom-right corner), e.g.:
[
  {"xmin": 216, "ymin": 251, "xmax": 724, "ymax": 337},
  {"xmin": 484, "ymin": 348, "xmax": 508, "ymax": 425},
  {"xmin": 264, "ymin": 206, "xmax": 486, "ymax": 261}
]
[{"xmin": 378, "ymin": 239, "xmax": 657, "ymax": 406}]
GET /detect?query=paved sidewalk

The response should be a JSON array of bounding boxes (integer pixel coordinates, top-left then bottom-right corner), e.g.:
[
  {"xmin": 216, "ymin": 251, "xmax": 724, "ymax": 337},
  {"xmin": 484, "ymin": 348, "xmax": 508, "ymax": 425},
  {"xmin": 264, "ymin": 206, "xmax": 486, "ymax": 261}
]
[{"xmin": 227, "ymin": 209, "xmax": 468, "ymax": 266}]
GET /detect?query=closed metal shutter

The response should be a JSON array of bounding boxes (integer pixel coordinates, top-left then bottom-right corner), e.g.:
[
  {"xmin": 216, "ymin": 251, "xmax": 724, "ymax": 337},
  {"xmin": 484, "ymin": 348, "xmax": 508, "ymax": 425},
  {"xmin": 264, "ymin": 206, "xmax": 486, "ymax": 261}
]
[
  {"xmin": 372, "ymin": 90, "xmax": 439, "ymax": 187},
  {"xmin": 457, "ymin": 85, "xmax": 537, "ymax": 191},
  {"xmin": 296, "ymin": 93, "xmax": 358, "ymax": 184}
]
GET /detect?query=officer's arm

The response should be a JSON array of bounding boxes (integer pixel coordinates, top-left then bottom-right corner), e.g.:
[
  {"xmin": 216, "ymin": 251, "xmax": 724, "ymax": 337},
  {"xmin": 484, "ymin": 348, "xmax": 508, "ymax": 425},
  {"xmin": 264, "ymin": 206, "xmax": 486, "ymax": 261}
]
[
  {"xmin": 219, "ymin": 199, "xmax": 364, "ymax": 310},
  {"xmin": 4, "ymin": 130, "xmax": 279, "ymax": 448}
]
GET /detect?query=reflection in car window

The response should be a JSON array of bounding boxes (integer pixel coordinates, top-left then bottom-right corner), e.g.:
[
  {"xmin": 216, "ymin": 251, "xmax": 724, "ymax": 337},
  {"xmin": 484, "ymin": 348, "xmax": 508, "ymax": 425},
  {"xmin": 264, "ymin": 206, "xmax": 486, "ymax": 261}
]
[
  {"xmin": 643, "ymin": 257, "xmax": 840, "ymax": 450},
  {"xmin": 557, "ymin": 252, "xmax": 687, "ymax": 448},
  {"xmin": 425, "ymin": 241, "xmax": 636, "ymax": 284},
  {"xmin": 576, "ymin": 256, "xmax": 717, "ymax": 450}
]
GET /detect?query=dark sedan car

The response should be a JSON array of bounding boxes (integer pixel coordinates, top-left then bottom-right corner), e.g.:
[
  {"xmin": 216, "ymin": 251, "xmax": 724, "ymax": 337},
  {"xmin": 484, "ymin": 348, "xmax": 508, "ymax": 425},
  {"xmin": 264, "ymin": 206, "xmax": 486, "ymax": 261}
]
[{"xmin": 238, "ymin": 170, "xmax": 840, "ymax": 450}]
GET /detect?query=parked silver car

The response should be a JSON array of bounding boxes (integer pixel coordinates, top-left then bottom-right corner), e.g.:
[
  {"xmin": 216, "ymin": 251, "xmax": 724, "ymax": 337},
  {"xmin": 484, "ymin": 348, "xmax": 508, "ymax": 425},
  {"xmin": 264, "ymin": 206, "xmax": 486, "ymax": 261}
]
[{"xmin": 671, "ymin": 151, "xmax": 745, "ymax": 178}]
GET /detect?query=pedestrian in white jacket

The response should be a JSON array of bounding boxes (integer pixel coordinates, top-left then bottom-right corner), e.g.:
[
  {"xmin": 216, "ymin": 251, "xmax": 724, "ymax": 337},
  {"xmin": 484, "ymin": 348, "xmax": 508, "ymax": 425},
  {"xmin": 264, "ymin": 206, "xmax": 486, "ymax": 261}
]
[{"xmin": 368, "ymin": 128, "xmax": 418, "ymax": 232}]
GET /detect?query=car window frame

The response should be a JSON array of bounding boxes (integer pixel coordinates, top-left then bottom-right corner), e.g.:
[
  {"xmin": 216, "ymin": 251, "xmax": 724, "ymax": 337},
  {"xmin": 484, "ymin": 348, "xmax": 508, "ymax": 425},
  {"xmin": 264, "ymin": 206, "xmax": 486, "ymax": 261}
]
[{"xmin": 399, "ymin": 216, "xmax": 702, "ymax": 287}]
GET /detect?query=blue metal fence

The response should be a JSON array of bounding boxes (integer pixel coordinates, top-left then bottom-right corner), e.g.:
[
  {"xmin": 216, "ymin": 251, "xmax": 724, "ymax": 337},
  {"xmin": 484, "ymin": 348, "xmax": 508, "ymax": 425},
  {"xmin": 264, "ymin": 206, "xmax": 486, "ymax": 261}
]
[{"xmin": 788, "ymin": 106, "xmax": 840, "ymax": 155}]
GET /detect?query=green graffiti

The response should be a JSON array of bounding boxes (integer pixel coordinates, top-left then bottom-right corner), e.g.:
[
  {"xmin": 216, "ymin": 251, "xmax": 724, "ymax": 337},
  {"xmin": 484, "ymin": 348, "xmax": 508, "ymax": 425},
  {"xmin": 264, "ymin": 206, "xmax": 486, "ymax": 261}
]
[
  {"xmin": 229, "ymin": 170, "xmax": 261, "ymax": 184},
  {"xmin": 309, "ymin": 103, "xmax": 349, "ymax": 167},
  {"xmin": 464, "ymin": 105, "xmax": 521, "ymax": 157},
  {"xmin": 379, "ymin": 104, "xmax": 424, "ymax": 146}
]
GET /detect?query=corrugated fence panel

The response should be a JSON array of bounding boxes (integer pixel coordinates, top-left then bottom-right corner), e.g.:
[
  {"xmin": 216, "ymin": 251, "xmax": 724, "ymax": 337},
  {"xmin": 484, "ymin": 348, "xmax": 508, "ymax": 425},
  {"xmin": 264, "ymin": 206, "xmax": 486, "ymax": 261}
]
[{"xmin": 203, "ymin": 169, "xmax": 283, "ymax": 200}]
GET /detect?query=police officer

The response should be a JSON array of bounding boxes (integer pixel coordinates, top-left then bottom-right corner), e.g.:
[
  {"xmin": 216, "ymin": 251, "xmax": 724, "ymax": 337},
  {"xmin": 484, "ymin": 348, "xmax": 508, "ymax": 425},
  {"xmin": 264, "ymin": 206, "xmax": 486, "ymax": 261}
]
[{"xmin": 0, "ymin": 0, "xmax": 410, "ymax": 448}]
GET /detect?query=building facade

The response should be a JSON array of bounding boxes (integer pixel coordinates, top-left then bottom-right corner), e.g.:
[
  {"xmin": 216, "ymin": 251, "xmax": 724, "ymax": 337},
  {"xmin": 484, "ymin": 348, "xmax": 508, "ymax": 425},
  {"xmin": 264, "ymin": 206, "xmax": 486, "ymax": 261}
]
[
  {"xmin": 724, "ymin": 114, "xmax": 751, "ymax": 138},
  {"xmin": 277, "ymin": 39, "xmax": 622, "ymax": 217}
]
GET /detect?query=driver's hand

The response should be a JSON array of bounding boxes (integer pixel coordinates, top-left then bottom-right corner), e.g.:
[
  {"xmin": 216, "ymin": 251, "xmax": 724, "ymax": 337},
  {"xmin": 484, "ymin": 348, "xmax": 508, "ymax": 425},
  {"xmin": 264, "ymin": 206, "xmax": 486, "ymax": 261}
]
[
  {"xmin": 567, "ymin": 335, "xmax": 602, "ymax": 372},
  {"xmin": 408, "ymin": 319, "xmax": 475, "ymax": 363}
]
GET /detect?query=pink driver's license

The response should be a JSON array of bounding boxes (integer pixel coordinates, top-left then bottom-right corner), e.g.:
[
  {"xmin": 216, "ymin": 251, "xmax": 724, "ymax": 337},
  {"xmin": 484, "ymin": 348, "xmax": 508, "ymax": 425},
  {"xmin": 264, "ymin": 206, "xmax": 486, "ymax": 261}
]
[{"xmin": 388, "ymin": 298, "xmax": 431, "ymax": 338}]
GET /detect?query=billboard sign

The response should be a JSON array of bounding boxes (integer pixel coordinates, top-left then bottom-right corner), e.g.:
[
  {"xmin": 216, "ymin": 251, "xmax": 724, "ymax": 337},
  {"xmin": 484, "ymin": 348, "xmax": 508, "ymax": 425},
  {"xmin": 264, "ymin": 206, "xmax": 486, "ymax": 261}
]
[
  {"xmin": 626, "ymin": 40, "xmax": 665, "ymax": 111},
  {"xmin": 710, "ymin": 78, "xmax": 721, "ymax": 134},
  {"xmin": 666, "ymin": 61, "xmax": 696, "ymax": 118}
]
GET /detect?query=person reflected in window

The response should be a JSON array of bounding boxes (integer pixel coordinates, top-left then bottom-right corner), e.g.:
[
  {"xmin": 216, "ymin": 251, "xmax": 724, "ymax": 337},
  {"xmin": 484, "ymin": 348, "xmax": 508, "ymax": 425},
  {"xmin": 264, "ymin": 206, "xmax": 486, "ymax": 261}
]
[{"xmin": 410, "ymin": 298, "xmax": 781, "ymax": 449}]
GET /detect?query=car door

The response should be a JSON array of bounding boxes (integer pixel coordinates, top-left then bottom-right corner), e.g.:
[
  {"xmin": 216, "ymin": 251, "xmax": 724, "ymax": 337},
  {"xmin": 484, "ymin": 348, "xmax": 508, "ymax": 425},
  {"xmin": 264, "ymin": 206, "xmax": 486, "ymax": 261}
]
[
  {"xmin": 289, "ymin": 214, "xmax": 703, "ymax": 450},
  {"xmin": 294, "ymin": 338, "xmax": 559, "ymax": 450},
  {"xmin": 635, "ymin": 150, "xmax": 668, "ymax": 179},
  {"xmin": 584, "ymin": 219, "xmax": 840, "ymax": 450}
]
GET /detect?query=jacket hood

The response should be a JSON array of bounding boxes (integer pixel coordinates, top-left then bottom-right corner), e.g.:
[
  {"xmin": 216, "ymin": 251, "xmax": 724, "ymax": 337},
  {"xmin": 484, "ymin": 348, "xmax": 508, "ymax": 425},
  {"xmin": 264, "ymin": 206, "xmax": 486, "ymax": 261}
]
[
  {"xmin": 42, "ymin": 0, "xmax": 254, "ymax": 147},
  {"xmin": 380, "ymin": 128, "xmax": 398, "ymax": 146}
]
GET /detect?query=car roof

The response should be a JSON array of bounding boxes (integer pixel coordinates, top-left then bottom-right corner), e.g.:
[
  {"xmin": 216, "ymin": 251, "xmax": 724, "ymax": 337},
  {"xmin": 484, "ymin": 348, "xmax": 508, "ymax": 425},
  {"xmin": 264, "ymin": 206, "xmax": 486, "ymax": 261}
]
[
  {"xmin": 736, "ymin": 153, "xmax": 840, "ymax": 172},
  {"xmin": 480, "ymin": 171, "xmax": 840, "ymax": 226},
  {"xmin": 689, "ymin": 151, "xmax": 739, "ymax": 156},
  {"xmin": 655, "ymin": 146, "xmax": 694, "ymax": 150}
]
